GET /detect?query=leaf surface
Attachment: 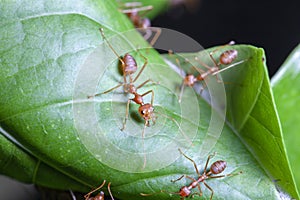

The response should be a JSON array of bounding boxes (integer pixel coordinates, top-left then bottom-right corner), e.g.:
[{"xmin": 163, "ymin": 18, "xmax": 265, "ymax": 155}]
[
  {"xmin": 272, "ymin": 44, "xmax": 300, "ymax": 194},
  {"xmin": 0, "ymin": 1, "xmax": 297, "ymax": 199}
]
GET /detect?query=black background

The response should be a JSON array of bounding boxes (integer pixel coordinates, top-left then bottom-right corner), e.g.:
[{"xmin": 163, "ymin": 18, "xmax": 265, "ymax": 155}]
[{"xmin": 152, "ymin": 0, "xmax": 300, "ymax": 77}]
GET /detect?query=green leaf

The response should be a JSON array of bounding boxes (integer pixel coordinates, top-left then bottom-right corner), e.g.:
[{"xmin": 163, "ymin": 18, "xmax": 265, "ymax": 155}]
[
  {"xmin": 163, "ymin": 44, "xmax": 299, "ymax": 199},
  {"xmin": 0, "ymin": 0, "xmax": 139, "ymax": 192},
  {"xmin": 220, "ymin": 46, "xmax": 299, "ymax": 199},
  {"xmin": 0, "ymin": 129, "xmax": 89, "ymax": 191},
  {"xmin": 271, "ymin": 44, "xmax": 300, "ymax": 194},
  {"xmin": 0, "ymin": 1, "xmax": 297, "ymax": 200}
]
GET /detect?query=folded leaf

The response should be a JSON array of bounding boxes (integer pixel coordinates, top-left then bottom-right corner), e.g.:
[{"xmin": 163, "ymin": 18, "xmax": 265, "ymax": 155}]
[{"xmin": 272, "ymin": 44, "xmax": 300, "ymax": 195}]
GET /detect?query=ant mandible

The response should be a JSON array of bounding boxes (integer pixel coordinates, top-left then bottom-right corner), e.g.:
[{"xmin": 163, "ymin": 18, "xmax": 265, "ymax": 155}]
[
  {"xmin": 141, "ymin": 149, "xmax": 242, "ymax": 200},
  {"xmin": 84, "ymin": 180, "xmax": 114, "ymax": 200}
]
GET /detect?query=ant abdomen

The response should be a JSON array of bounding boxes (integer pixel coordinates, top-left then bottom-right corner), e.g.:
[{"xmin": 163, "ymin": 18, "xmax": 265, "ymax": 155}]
[
  {"xmin": 123, "ymin": 53, "xmax": 138, "ymax": 75},
  {"xmin": 219, "ymin": 49, "xmax": 238, "ymax": 65},
  {"xmin": 210, "ymin": 160, "xmax": 227, "ymax": 174}
]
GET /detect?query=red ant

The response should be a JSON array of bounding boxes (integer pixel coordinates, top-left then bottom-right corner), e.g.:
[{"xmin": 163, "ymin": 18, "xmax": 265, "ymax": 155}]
[
  {"xmin": 88, "ymin": 28, "xmax": 156, "ymax": 133},
  {"xmin": 141, "ymin": 149, "xmax": 242, "ymax": 200},
  {"xmin": 173, "ymin": 41, "xmax": 246, "ymax": 102},
  {"xmin": 84, "ymin": 180, "xmax": 114, "ymax": 200},
  {"xmin": 121, "ymin": 2, "xmax": 153, "ymax": 29},
  {"xmin": 88, "ymin": 28, "xmax": 191, "ymax": 168},
  {"xmin": 120, "ymin": 2, "xmax": 161, "ymax": 46}
]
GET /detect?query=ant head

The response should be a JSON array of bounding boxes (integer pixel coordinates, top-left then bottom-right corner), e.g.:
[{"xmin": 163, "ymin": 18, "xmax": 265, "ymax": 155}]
[{"xmin": 139, "ymin": 103, "xmax": 154, "ymax": 121}]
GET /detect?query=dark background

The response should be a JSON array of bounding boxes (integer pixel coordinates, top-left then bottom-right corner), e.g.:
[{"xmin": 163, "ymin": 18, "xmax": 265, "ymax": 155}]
[{"xmin": 152, "ymin": 0, "xmax": 300, "ymax": 77}]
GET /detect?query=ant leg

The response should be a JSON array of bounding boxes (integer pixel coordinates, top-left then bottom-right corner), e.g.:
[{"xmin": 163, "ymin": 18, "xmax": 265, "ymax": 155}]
[
  {"xmin": 191, "ymin": 192, "xmax": 202, "ymax": 198},
  {"xmin": 191, "ymin": 182, "xmax": 203, "ymax": 198},
  {"xmin": 121, "ymin": 5, "xmax": 153, "ymax": 14},
  {"xmin": 195, "ymin": 56, "xmax": 216, "ymax": 71},
  {"xmin": 173, "ymin": 57, "xmax": 185, "ymax": 103},
  {"xmin": 178, "ymin": 148, "xmax": 200, "ymax": 176},
  {"xmin": 88, "ymin": 83, "xmax": 124, "ymax": 98},
  {"xmin": 121, "ymin": 99, "xmax": 131, "ymax": 131},
  {"xmin": 192, "ymin": 63, "xmax": 206, "ymax": 74},
  {"xmin": 136, "ymin": 79, "xmax": 157, "ymax": 90},
  {"xmin": 203, "ymin": 181, "xmax": 214, "ymax": 200},
  {"xmin": 212, "ymin": 59, "xmax": 247, "ymax": 75},
  {"xmin": 138, "ymin": 6, "xmax": 153, "ymax": 17},
  {"xmin": 142, "ymin": 28, "xmax": 152, "ymax": 45},
  {"xmin": 107, "ymin": 182, "xmax": 115, "ymax": 200},
  {"xmin": 173, "ymin": 56, "xmax": 189, "ymax": 103},
  {"xmin": 132, "ymin": 50, "xmax": 148, "ymax": 83},
  {"xmin": 69, "ymin": 189, "xmax": 76, "ymax": 200},
  {"xmin": 209, "ymin": 171, "xmax": 243, "ymax": 179},
  {"xmin": 199, "ymin": 81, "xmax": 207, "ymax": 94},
  {"xmin": 175, "ymin": 58, "xmax": 185, "ymax": 77},
  {"xmin": 99, "ymin": 28, "xmax": 129, "ymax": 90},
  {"xmin": 171, "ymin": 175, "xmax": 185, "ymax": 183},
  {"xmin": 196, "ymin": 181, "xmax": 203, "ymax": 197},
  {"xmin": 142, "ymin": 120, "xmax": 148, "ymax": 169},
  {"xmin": 99, "ymin": 28, "xmax": 124, "ymax": 63},
  {"xmin": 123, "ymin": 2, "xmax": 143, "ymax": 8},
  {"xmin": 171, "ymin": 174, "xmax": 197, "ymax": 184},
  {"xmin": 203, "ymin": 153, "xmax": 216, "ymax": 172},
  {"xmin": 140, "ymin": 90, "xmax": 154, "ymax": 105},
  {"xmin": 212, "ymin": 59, "xmax": 248, "ymax": 84},
  {"xmin": 148, "ymin": 27, "xmax": 161, "ymax": 47},
  {"xmin": 178, "ymin": 81, "xmax": 185, "ymax": 103},
  {"xmin": 84, "ymin": 180, "xmax": 106, "ymax": 200},
  {"xmin": 99, "ymin": 28, "xmax": 125, "ymax": 68}
]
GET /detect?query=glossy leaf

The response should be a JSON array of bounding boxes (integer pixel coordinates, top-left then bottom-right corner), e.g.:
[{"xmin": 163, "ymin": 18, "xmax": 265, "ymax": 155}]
[
  {"xmin": 271, "ymin": 44, "xmax": 300, "ymax": 194},
  {"xmin": 163, "ymin": 44, "xmax": 299, "ymax": 199},
  {"xmin": 0, "ymin": 1, "xmax": 296, "ymax": 200},
  {"xmin": 214, "ymin": 46, "xmax": 298, "ymax": 198},
  {"xmin": 0, "ymin": 129, "xmax": 89, "ymax": 191}
]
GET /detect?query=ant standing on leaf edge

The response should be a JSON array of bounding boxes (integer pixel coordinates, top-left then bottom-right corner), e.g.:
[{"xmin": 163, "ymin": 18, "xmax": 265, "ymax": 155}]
[{"xmin": 169, "ymin": 41, "xmax": 247, "ymax": 103}]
